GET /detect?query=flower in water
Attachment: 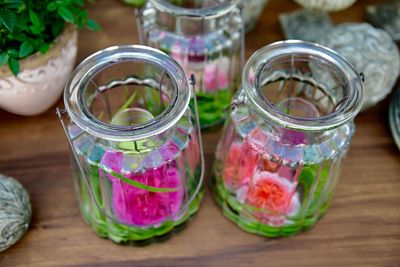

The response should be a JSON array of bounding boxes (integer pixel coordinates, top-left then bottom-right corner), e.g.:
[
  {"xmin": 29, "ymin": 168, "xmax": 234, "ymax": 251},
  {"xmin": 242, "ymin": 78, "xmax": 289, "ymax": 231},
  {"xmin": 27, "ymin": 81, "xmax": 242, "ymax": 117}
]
[
  {"xmin": 281, "ymin": 129, "xmax": 307, "ymax": 145},
  {"xmin": 111, "ymin": 166, "xmax": 183, "ymax": 226},
  {"xmin": 188, "ymin": 36, "xmax": 206, "ymax": 66},
  {"xmin": 100, "ymin": 147, "xmax": 184, "ymax": 226},
  {"xmin": 245, "ymin": 171, "xmax": 300, "ymax": 226},
  {"xmin": 203, "ymin": 57, "xmax": 230, "ymax": 92},
  {"xmin": 203, "ymin": 62, "xmax": 219, "ymax": 91},
  {"xmin": 223, "ymin": 141, "xmax": 259, "ymax": 190},
  {"xmin": 171, "ymin": 40, "xmax": 188, "ymax": 70}
]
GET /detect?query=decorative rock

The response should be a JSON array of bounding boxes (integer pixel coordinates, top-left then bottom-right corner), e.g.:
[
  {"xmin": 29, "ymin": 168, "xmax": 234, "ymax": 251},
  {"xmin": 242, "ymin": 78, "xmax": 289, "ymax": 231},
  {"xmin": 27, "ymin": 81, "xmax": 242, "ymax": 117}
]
[
  {"xmin": 367, "ymin": 2, "xmax": 400, "ymax": 41},
  {"xmin": 279, "ymin": 9, "xmax": 333, "ymax": 42},
  {"xmin": 389, "ymin": 89, "xmax": 400, "ymax": 150},
  {"xmin": 0, "ymin": 175, "xmax": 31, "ymax": 252},
  {"xmin": 294, "ymin": 0, "xmax": 357, "ymax": 12},
  {"xmin": 318, "ymin": 23, "xmax": 400, "ymax": 111},
  {"xmin": 241, "ymin": 0, "xmax": 269, "ymax": 32}
]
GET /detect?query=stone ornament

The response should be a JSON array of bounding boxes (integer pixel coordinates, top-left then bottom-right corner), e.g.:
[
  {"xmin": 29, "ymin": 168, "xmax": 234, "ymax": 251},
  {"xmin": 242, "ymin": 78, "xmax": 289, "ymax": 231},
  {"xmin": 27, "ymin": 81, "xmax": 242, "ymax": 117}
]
[
  {"xmin": 241, "ymin": 0, "xmax": 269, "ymax": 32},
  {"xmin": 389, "ymin": 89, "xmax": 400, "ymax": 150},
  {"xmin": 0, "ymin": 25, "xmax": 77, "ymax": 116},
  {"xmin": 367, "ymin": 2, "xmax": 400, "ymax": 41},
  {"xmin": 279, "ymin": 9, "xmax": 333, "ymax": 42},
  {"xmin": 294, "ymin": 0, "xmax": 357, "ymax": 12},
  {"xmin": 0, "ymin": 175, "xmax": 31, "ymax": 252},
  {"xmin": 318, "ymin": 23, "xmax": 400, "ymax": 111}
]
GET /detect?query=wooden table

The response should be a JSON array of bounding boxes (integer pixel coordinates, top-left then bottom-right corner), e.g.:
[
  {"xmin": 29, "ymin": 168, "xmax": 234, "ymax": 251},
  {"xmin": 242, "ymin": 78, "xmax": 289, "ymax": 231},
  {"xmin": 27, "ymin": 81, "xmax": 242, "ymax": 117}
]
[{"xmin": 1, "ymin": 0, "xmax": 399, "ymax": 266}]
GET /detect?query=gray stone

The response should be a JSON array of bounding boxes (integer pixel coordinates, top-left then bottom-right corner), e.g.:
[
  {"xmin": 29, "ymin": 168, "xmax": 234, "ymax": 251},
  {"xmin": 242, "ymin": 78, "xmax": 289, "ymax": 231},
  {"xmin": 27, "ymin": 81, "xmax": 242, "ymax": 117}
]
[
  {"xmin": 367, "ymin": 1, "xmax": 400, "ymax": 41},
  {"xmin": 279, "ymin": 9, "xmax": 334, "ymax": 42},
  {"xmin": 389, "ymin": 89, "xmax": 400, "ymax": 150},
  {"xmin": 294, "ymin": 0, "xmax": 357, "ymax": 12},
  {"xmin": 318, "ymin": 23, "xmax": 400, "ymax": 111},
  {"xmin": 0, "ymin": 175, "xmax": 31, "ymax": 252}
]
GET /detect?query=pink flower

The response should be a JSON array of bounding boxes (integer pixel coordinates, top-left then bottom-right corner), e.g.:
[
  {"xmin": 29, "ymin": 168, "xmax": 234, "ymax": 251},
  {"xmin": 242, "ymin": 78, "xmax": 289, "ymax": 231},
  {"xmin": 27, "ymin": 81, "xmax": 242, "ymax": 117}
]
[
  {"xmin": 203, "ymin": 62, "xmax": 219, "ymax": 91},
  {"xmin": 222, "ymin": 141, "xmax": 259, "ymax": 190},
  {"xmin": 203, "ymin": 58, "xmax": 230, "ymax": 92},
  {"xmin": 111, "ymin": 166, "xmax": 183, "ymax": 226},
  {"xmin": 171, "ymin": 40, "xmax": 188, "ymax": 70},
  {"xmin": 100, "ymin": 145, "xmax": 184, "ymax": 226},
  {"xmin": 245, "ymin": 171, "xmax": 300, "ymax": 226},
  {"xmin": 217, "ymin": 57, "xmax": 230, "ymax": 89}
]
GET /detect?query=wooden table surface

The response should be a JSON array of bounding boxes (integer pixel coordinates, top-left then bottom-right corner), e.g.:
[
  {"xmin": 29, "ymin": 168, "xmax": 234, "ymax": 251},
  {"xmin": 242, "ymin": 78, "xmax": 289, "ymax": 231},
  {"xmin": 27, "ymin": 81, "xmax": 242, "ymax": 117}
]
[{"xmin": 1, "ymin": 0, "xmax": 399, "ymax": 266}]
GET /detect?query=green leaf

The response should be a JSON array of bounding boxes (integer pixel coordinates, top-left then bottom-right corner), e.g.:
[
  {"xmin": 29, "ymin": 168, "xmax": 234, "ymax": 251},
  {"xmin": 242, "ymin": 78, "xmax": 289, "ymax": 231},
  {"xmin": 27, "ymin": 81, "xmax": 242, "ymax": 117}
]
[
  {"xmin": 38, "ymin": 43, "xmax": 50, "ymax": 54},
  {"xmin": 3, "ymin": 0, "xmax": 24, "ymax": 9},
  {"xmin": 47, "ymin": 2, "xmax": 59, "ymax": 11},
  {"xmin": 29, "ymin": 10, "xmax": 40, "ymax": 27},
  {"xmin": 51, "ymin": 22, "xmax": 64, "ymax": 37},
  {"xmin": 58, "ymin": 6, "xmax": 75, "ymax": 23},
  {"xmin": 0, "ymin": 53, "xmax": 9, "ymax": 65},
  {"xmin": 19, "ymin": 40, "xmax": 34, "ymax": 58},
  {"xmin": 7, "ymin": 49, "xmax": 19, "ymax": 57},
  {"xmin": 0, "ymin": 9, "xmax": 17, "ymax": 32},
  {"xmin": 75, "ymin": 0, "xmax": 85, "ymax": 5},
  {"xmin": 8, "ymin": 57, "xmax": 19, "ymax": 76},
  {"xmin": 103, "ymin": 169, "xmax": 179, "ymax": 193},
  {"xmin": 86, "ymin": 18, "xmax": 100, "ymax": 31}
]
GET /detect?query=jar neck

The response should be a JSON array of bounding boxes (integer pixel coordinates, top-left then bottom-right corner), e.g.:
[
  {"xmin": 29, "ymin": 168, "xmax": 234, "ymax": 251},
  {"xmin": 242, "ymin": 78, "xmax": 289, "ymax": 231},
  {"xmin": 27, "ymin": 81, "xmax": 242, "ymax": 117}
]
[
  {"xmin": 242, "ymin": 41, "xmax": 364, "ymax": 132},
  {"xmin": 148, "ymin": 0, "xmax": 239, "ymax": 35},
  {"xmin": 64, "ymin": 45, "xmax": 191, "ymax": 142}
]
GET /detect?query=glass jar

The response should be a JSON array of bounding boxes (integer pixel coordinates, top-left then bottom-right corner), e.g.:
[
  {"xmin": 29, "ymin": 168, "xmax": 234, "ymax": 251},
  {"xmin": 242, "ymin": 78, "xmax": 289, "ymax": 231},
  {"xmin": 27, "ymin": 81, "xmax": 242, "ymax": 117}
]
[
  {"xmin": 137, "ymin": 0, "xmax": 244, "ymax": 129},
  {"xmin": 58, "ymin": 46, "xmax": 204, "ymax": 243},
  {"xmin": 212, "ymin": 41, "xmax": 364, "ymax": 237}
]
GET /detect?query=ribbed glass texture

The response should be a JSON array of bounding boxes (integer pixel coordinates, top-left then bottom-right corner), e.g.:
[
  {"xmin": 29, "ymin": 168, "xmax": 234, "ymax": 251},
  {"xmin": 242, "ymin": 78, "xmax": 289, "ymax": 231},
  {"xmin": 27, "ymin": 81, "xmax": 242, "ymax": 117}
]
[
  {"xmin": 212, "ymin": 41, "xmax": 363, "ymax": 237},
  {"xmin": 139, "ymin": 0, "xmax": 243, "ymax": 129},
  {"xmin": 63, "ymin": 46, "xmax": 204, "ymax": 243}
]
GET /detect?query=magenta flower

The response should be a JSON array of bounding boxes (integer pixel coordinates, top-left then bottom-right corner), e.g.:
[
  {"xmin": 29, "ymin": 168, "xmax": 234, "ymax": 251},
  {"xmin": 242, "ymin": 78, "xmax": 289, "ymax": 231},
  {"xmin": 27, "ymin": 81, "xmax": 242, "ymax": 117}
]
[
  {"xmin": 281, "ymin": 129, "xmax": 307, "ymax": 145},
  {"xmin": 100, "ymin": 144, "xmax": 184, "ymax": 226},
  {"xmin": 188, "ymin": 36, "xmax": 206, "ymax": 64},
  {"xmin": 111, "ymin": 166, "xmax": 183, "ymax": 226}
]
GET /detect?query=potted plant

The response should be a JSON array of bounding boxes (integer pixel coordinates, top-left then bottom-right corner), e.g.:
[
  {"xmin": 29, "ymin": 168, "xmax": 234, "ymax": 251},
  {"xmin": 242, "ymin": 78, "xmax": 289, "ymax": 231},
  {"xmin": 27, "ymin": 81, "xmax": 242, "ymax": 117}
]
[{"xmin": 0, "ymin": 0, "xmax": 99, "ymax": 116}]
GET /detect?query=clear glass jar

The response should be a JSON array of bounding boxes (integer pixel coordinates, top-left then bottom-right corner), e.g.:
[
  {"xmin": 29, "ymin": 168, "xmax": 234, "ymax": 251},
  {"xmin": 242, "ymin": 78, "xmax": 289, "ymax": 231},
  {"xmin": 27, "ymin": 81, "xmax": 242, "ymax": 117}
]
[
  {"xmin": 212, "ymin": 41, "xmax": 364, "ymax": 237},
  {"xmin": 137, "ymin": 0, "xmax": 244, "ymax": 129},
  {"xmin": 58, "ymin": 46, "xmax": 204, "ymax": 243}
]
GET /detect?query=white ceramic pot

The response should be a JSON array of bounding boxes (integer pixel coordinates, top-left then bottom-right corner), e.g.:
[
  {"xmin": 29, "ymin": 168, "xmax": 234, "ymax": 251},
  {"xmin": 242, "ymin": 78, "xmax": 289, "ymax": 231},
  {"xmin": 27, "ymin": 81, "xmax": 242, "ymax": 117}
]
[
  {"xmin": 294, "ymin": 0, "xmax": 357, "ymax": 12},
  {"xmin": 0, "ymin": 26, "xmax": 77, "ymax": 116}
]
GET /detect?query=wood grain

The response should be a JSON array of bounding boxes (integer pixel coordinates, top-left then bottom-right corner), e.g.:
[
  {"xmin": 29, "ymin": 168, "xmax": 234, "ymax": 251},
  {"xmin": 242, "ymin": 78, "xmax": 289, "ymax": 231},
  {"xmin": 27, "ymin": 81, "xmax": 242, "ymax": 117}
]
[{"xmin": 1, "ymin": 0, "xmax": 399, "ymax": 266}]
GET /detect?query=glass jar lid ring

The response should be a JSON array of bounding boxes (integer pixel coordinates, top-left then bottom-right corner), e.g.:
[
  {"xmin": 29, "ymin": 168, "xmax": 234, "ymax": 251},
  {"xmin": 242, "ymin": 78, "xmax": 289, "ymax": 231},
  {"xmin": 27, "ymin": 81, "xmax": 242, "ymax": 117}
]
[{"xmin": 64, "ymin": 45, "xmax": 191, "ymax": 141}]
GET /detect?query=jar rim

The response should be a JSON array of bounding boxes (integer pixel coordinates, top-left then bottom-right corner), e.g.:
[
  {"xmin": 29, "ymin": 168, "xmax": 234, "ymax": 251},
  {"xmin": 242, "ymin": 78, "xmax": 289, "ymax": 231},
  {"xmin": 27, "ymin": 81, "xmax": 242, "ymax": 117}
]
[
  {"xmin": 242, "ymin": 40, "xmax": 364, "ymax": 131},
  {"xmin": 149, "ymin": 0, "xmax": 237, "ymax": 18},
  {"xmin": 64, "ymin": 45, "xmax": 191, "ymax": 141}
]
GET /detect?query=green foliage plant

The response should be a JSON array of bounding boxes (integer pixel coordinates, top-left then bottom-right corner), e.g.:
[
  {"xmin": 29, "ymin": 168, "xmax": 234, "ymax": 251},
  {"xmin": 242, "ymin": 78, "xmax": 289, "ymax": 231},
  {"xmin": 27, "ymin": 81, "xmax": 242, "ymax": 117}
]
[{"xmin": 0, "ymin": 0, "xmax": 100, "ymax": 75}]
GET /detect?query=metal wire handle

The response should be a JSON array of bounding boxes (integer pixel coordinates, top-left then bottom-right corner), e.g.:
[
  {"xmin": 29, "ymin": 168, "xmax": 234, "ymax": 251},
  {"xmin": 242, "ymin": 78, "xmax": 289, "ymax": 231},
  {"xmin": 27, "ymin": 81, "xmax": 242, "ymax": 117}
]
[{"xmin": 56, "ymin": 74, "xmax": 205, "ymax": 226}]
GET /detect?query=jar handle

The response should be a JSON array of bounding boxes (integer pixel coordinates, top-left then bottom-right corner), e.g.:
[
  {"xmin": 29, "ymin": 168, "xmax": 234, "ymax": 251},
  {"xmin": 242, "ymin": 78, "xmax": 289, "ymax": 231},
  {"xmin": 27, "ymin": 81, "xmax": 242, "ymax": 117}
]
[
  {"xmin": 238, "ymin": 2, "xmax": 245, "ymax": 73},
  {"xmin": 175, "ymin": 74, "xmax": 206, "ymax": 213},
  {"xmin": 56, "ymin": 108, "xmax": 121, "ymax": 223}
]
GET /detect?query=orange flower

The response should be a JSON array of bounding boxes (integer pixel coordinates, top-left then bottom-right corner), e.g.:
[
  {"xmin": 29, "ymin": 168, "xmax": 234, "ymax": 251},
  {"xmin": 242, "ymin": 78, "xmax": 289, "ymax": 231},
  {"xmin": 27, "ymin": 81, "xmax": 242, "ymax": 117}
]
[{"xmin": 246, "ymin": 171, "xmax": 297, "ymax": 214}]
